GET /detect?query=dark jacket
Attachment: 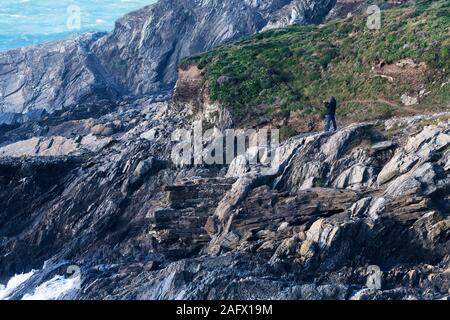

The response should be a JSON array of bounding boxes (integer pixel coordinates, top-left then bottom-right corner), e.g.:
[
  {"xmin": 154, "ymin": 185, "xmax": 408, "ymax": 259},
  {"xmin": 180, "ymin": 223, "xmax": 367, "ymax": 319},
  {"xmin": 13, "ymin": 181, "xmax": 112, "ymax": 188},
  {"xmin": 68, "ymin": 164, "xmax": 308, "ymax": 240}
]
[{"xmin": 325, "ymin": 96, "xmax": 337, "ymax": 116}]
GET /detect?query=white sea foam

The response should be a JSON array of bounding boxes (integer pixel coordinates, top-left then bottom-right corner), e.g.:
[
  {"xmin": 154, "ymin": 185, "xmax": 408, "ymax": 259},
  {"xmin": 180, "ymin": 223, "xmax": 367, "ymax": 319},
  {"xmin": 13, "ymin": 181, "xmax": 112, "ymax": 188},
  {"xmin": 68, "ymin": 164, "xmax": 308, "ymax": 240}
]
[
  {"xmin": 1, "ymin": 267, "xmax": 80, "ymax": 300},
  {"xmin": 0, "ymin": 270, "xmax": 35, "ymax": 300},
  {"xmin": 22, "ymin": 275, "xmax": 80, "ymax": 300}
]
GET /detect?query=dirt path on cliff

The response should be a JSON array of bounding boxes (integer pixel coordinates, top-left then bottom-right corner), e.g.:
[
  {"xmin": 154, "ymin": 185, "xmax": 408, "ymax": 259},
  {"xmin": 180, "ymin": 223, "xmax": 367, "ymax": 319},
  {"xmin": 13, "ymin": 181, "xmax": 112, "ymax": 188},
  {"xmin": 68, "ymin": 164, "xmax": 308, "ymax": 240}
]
[
  {"xmin": 341, "ymin": 98, "xmax": 419, "ymax": 113},
  {"xmin": 341, "ymin": 98, "xmax": 446, "ymax": 115}
]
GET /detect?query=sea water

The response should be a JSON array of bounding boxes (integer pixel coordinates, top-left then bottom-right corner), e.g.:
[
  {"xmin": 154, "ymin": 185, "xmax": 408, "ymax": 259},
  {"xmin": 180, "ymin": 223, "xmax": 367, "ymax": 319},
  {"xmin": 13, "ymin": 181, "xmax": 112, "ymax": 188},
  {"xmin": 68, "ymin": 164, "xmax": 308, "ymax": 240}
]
[
  {"xmin": 0, "ymin": 0, "xmax": 156, "ymax": 52},
  {"xmin": 0, "ymin": 267, "xmax": 81, "ymax": 300}
]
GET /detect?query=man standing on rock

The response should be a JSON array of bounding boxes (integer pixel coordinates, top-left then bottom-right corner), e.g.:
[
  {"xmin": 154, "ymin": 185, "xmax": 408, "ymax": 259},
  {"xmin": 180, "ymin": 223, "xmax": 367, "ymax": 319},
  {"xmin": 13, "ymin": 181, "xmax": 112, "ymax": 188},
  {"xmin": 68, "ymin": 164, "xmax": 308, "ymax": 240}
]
[{"xmin": 324, "ymin": 96, "xmax": 338, "ymax": 132}]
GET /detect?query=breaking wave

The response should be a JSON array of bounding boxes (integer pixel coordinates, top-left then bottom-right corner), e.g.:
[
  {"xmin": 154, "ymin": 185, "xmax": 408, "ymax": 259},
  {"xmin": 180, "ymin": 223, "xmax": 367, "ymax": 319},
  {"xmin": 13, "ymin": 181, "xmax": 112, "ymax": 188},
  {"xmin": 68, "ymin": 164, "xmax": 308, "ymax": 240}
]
[
  {"xmin": 0, "ymin": 267, "xmax": 80, "ymax": 300},
  {"xmin": 0, "ymin": 271, "xmax": 35, "ymax": 300},
  {"xmin": 22, "ymin": 275, "xmax": 80, "ymax": 300}
]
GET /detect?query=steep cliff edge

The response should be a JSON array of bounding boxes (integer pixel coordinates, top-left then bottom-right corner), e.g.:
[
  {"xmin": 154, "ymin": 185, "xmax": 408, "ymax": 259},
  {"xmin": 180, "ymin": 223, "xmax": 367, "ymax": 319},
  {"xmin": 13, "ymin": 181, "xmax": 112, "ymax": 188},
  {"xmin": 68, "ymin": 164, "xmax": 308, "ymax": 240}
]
[
  {"xmin": 0, "ymin": 60, "xmax": 449, "ymax": 300},
  {"xmin": 0, "ymin": 32, "xmax": 117, "ymax": 124},
  {"xmin": 0, "ymin": 0, "xmax": 336, "ymax": 124},
  {"xmin": 0, "ymin": 0, "xmax": 448, "ymax": 301},
  {"xmin": 181, "ymin": 0, "xmax": 449, "ymax": 134},
  {"xmin": 0, "ymin": 106, "xmax": 448, "ymax": 299}
]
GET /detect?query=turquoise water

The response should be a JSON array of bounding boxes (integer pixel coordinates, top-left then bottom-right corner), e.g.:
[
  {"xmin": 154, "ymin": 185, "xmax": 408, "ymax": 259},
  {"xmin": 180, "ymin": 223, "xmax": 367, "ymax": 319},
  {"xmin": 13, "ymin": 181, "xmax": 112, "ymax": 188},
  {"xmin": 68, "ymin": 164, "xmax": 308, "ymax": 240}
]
[{"xmin": 0, "ymin": 0, "xmax": 155, "ymax": 52}]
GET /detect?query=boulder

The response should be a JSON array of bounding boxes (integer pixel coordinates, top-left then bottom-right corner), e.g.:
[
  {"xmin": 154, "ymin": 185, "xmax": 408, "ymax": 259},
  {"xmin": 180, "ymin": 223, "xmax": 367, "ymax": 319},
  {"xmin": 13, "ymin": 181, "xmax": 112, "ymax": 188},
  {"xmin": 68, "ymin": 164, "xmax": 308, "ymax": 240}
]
[{"xmin": 91, "ymin": 124, "xmax": 115, "ymax": 136}]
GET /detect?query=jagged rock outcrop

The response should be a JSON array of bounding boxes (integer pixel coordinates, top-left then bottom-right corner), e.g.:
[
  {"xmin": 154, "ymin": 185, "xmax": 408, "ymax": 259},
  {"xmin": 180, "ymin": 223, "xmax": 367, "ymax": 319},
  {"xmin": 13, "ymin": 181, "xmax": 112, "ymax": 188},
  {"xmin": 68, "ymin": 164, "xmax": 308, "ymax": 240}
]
[
  {"xmin": 0, "ymin": 101, "xmax": 448, "ymax": 300},
  {"xmin": 0, "ymin": 0, "xmax": 448, "ymax": 300},
  {"xmin": 324, "ymin": 0, "xmax": 410, "ymax": 22},
  {"xmin": 148, "ymin": 177, "xmax": 236, "ymax": 256},
  {"xmin": 0, "ymin": 32, "xmax": 117, "ymax": 124},
  {"xmin": 0, "ymin": 0, "xmax": 336, "ymax": 124},
  {"xmin": 92, "ymin": 0, "xmax": 336, "ymax": 96}
]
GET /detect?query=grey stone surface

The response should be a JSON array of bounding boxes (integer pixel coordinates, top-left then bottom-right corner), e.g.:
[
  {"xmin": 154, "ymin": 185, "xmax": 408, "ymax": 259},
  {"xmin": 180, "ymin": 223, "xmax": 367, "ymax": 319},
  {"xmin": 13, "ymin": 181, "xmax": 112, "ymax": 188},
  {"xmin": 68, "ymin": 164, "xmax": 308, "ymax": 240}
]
[{"xmin": 0, "ymin": 107, "xmax": 448, "ymax": 300}]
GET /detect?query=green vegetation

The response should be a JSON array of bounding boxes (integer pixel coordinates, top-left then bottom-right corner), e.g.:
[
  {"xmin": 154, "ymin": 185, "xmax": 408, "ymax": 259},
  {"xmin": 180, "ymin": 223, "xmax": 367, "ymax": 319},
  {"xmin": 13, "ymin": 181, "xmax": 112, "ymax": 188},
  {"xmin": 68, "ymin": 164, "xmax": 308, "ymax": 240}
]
[
  {"xmin": 182, "ymin": 0, "xmax": 450, "ymax": 129},
  {"xmin": 279, "ymin": 126, "xmax": 298, "ymax": 140}
]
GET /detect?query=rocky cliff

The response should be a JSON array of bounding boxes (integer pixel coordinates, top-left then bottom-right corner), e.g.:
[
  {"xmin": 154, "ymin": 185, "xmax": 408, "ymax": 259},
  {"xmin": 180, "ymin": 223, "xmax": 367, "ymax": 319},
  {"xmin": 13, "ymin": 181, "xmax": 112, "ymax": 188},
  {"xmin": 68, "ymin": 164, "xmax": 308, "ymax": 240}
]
[
  {"xmin": 0, "ymin": 89, "xmax": 448, "ymax": 299},
  {"xmin": 180, "ymin": 0, "xmax": 449, "ymax": 132},
  {"xmin": 0, "ymin": 0, "xmax": 448, "ymax": 301},
  {"xmin": 0, "ymin": 0, "xmax": 336, "ymax": 124}
]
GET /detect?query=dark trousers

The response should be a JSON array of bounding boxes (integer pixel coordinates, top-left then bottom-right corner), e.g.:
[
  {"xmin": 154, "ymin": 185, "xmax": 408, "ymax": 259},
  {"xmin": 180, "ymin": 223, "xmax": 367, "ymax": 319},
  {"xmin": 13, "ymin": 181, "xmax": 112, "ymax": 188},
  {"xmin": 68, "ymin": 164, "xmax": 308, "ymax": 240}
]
[{"xmin": 326, "ymin": 115, "xmax": 337, "ymax": 132}]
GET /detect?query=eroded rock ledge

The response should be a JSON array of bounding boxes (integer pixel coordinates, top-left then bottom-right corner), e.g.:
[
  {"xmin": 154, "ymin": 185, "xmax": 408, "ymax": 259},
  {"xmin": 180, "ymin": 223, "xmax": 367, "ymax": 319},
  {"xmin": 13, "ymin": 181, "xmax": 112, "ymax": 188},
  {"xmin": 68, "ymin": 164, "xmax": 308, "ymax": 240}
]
[{"xmin": 0, "ymin": 107, "xmax": 448, "ymax": 300}]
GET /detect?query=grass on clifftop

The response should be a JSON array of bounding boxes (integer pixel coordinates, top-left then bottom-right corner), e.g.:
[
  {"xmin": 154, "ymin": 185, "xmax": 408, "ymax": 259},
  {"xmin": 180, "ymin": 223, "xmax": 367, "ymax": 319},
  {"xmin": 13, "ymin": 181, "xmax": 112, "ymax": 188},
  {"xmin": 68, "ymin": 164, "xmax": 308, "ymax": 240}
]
[{"xmin": 182, "ymin": 0, "xmax": 450, "ymax": 134}]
